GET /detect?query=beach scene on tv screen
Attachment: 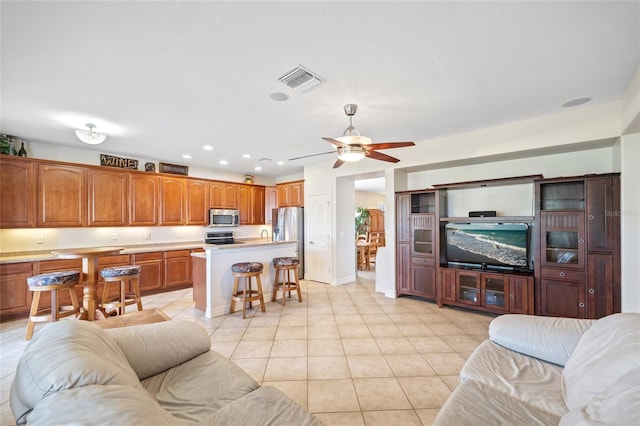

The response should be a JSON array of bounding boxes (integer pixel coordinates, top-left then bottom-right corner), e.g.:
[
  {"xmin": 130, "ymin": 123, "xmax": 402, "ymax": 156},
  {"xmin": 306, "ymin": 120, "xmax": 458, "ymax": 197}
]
[{"xmin": 446, "ymin": 223, "xmax": 528, "ymax": 268}]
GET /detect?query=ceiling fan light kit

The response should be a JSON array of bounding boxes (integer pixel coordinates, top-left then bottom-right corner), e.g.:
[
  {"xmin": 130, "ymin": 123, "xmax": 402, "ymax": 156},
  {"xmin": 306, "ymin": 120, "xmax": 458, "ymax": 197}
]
[
  {"xmin": 337, "ymin": 146, "xmax": 366, "ymax": 162},
  {"xmin": 74, "ymin": 123, "xmax": 107, "ymax": 145}
]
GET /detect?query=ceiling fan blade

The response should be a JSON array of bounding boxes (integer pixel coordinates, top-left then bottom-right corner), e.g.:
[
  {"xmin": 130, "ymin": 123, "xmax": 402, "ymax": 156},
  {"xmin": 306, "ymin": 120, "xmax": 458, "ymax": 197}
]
[
  {"xmin": 322, "ymin": 137, "xmax": 347, "ymax": 148},
  {"xmin": 333, "ymin": 159, "xmax": 345, "ymax": 169},
  {"xmin": 289, "ymin": 151, "xmax": 335, "ymax": 161},
  {"xmin": 367, "ymin": 141, "xmax": 415, "ymax": 150},
  {"xmin": 366, "ymin": 150, "xmax": 400, "ymax": 163}
]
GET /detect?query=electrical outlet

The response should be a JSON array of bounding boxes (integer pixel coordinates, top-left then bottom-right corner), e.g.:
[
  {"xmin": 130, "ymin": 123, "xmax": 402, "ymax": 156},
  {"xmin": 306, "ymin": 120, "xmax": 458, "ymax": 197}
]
[
  {"xmin": 112, "ymin": 233, "xmax": 118, "ymax": 240},
  {"xmin": 36, "ymin": 235, "xmax": 44, "ymax": 244},
  {"xmin": 145, "ymin": 232, "xmax": 151, "ymax": 240}
]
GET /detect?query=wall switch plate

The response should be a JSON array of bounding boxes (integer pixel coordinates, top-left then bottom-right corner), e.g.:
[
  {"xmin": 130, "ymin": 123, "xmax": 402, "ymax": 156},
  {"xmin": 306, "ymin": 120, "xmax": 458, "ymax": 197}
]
[{"xmin": 36, "ymin": 236, "xmax": 44, "ymax": 244}]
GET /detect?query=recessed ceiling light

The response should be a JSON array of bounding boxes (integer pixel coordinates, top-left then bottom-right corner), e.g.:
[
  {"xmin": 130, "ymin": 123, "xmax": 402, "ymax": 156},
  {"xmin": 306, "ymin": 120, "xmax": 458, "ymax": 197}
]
[
  {"xmin": 562, "ymin": 97, "xmax": 591, "ymax": 107},
  {"xmin": 182, "ymin": 154, "xmax": 192, "ymax": 159},
  {"xmin": 242, "ymin": 154, "xmax": 251, "ymax": 158},
  {"xmin": 219, "ymin": 160, "xmax": 228, "ymax": 165},
  {"xmin": 270, "ymin": 92, "xmax": 289, "ymax": 102},
  {"xmin": 254, "ymin": 166, "xmax": 262, "ymax": 171},
  {"xmin": 277, "ymin": 161, "xmax": 284, "ymax": 165},
  {"xmin": 203, "ymin": 145, "xmax": 213, "ymax": 151}
]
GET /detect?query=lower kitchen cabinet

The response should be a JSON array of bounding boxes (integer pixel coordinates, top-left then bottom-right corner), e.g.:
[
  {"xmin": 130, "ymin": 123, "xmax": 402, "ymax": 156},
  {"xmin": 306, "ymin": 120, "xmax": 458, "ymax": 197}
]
[
  {"xmin": 131, "ymin": 252, "xmax": 164, "ymax": 292},
  {"xmin": 0, "ymin": 263, "xmax": 33, "ymax": 318},
  {"xmin": 164, "ymin": 250, "xmax": 192, "ymax": 288}
]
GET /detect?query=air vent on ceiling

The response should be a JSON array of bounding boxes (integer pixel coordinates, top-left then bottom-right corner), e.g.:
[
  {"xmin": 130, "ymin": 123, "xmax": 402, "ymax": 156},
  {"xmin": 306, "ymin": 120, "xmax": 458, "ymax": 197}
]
[
  {"xmin": 276, "ymin": 65, "xmax": 324, "ymax": 92},
  {"xmin": 257, "ymin": 157, "xmax": 272, "ymax": 162}
]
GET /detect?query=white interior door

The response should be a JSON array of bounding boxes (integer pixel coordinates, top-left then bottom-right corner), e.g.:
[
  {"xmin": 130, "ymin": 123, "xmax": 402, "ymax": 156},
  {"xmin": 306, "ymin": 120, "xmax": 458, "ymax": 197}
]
[{"xmin": 306, "ymin": 194, "xmax": 332, "ymax": 283}]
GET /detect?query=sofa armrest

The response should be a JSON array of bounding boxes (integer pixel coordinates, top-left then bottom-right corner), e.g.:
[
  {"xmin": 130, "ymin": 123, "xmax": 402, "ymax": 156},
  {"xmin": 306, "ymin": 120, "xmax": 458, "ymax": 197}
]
[
  {"xmin": 105, "ymin": 320, "xmax": 211, "ymax": 380},
  {"xmin": 489, "ymin": 314, "xmax": 595, "ymax": 366}
]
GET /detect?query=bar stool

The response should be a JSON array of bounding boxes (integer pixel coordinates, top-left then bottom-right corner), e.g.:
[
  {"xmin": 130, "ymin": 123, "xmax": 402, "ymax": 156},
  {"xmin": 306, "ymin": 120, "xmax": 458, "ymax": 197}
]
[
  {"xmin": 26, "ymin": 271, "xmax": 81, "ymax": 340},
  {"xmin": 100, "ymin": 265, "xmax": 143, "ymax": 317},
  {"xmin": 272, "ymin": 257, "xmax": 302, "ymax": 306},
  {"xmin": 230, "ymin": 262, "xmax": 265, "ymax": 319}
]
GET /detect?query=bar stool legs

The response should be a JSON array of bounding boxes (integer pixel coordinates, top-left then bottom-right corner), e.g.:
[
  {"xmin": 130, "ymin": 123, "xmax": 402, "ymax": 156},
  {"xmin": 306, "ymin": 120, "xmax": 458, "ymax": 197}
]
[
  {"xmin": 100, "ymin": 265, "xmax": 143, "ymax": 317},
  {"xmin": 230, "ymin": 262, "xmax": 265, "ymax": 319},
  {"xmin": 26, "ymin": 271, "xmax": 81, "ymax": 340},
  {"xmin": 272, "ymin": 257, "xmax": 302, "ymax": 306}
]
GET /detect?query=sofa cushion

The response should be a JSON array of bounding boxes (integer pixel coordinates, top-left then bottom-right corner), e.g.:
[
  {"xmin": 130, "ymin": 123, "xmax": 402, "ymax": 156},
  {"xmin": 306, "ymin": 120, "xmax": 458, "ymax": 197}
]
[
  {"xmin": 25, "ymin": 384, "xmax": 180, "ymax": 425},
  {"xmin": 10, "ymin": 320, "xmax": 140, "ymax": 424},
  {"xmin": 562, "ymin": 313, "xmax": 640, "ymax": 410},
  {"xmin": 105, "ymin": 320, "xmax": 211, "ymax": 380},
  {"xmin": 142, "ymin": 350, "xmax": 260, "ymax": 423},
  {"xmin": 489, "ymin": 314, "xmax": 594, "ymax": 366},
  {"xmin": 460, "ymin": 340, "xmax": 567, "ymax": 417},
  {"xmin": 196, "ymin": 385, "xmax": 323, "ymax": 426},
  {"xmin": 559, "ymin": 367, "xmax": 640, "ymax": 425},
  {"xmin": 433, "ymin": 380, "xmax": 561, "ymax": 426}
]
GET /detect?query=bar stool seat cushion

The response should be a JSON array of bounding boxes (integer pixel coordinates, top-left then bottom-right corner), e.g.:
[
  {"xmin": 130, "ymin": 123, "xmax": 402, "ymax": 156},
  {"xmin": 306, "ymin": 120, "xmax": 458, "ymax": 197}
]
[
  {"xmin": 273, "ymin": 257, "xmax": 300, "ymax": 267},
  {"xmin": 101, "ymin": 265, "xmax": 142, "ymax": 278},
  {"xmin": 27, "ymin": 271, "xmax": 80, "ymax": 287},
  {"xmin": 231, "ymin": 262, "xmax": 263, "ymax": 273}
]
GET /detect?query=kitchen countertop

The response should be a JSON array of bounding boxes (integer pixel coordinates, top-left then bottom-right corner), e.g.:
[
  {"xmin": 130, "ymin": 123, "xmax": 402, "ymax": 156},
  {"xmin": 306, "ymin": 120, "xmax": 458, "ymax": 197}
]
[{"xmin": 0, "ymin": 239, "xmax": 296, "ymax": 264}]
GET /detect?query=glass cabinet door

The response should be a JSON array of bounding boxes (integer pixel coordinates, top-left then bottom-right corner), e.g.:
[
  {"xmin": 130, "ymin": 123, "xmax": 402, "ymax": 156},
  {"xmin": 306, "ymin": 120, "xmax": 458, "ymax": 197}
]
[
  {"xmin": 411, "ymin": 214, "xmax": 435, "ymax": 257},
  {"xmin": 413, "ymin": 229, "xmax": 433, "ymax": 254},
  {"xmin": 540, "ymin": 212, "xmax": 585, "ymax": 269},
  {"xmin": 482, "ymin": 275, "xmax": 508, "ymax": 311},
  {"xmin": 457, "ymin": 271, "xmax": 480, "ymax": 305}
]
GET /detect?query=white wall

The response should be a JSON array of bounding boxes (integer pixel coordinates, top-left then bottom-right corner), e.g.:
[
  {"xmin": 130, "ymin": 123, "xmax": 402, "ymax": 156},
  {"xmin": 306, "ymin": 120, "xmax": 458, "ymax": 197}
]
[
  {"xmin": 355, "ymin": 191, "xmax": 386, "ymax": 210},
  {"xmin": 620, "ymin": 135, "xmax": 640, "ymax": 312}
]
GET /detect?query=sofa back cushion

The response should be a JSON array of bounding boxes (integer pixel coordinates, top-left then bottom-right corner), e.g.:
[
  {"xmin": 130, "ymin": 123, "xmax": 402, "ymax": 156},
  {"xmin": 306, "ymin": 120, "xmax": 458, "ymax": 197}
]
[
  {"xmin": 105, "ymin": 320, "xmax": 211, "ymax": 380},
  {"xmin": 10, "ymin": 320, "xmax": 140, "ymax": 424},
  {"xmin": 562, "ymin": 313, "xmax": 640, "ymax": 410}
]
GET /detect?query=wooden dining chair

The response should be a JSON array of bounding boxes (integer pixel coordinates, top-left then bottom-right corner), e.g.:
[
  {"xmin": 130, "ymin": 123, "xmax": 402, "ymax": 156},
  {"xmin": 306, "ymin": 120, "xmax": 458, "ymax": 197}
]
[{"xmin": 368, "ymin": 232, "xmax": 381, "ymax": 270}]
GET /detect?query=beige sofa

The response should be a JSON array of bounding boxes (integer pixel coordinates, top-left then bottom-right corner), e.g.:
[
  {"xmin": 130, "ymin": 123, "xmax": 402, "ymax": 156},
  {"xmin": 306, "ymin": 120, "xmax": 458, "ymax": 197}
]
[
  {"xmin": 434, "ymin": 313, "xmax": 640, "ymax": 425},
  {"xmin": 10, "ymin": 320, "xmax": 322, "ymax": 425}
]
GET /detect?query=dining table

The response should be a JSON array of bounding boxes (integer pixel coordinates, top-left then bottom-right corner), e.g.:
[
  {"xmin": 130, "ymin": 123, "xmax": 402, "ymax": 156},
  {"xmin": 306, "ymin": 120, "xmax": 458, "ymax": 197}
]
[{"xmin": 51, "ymin": 246, "xmax": 125, "ymax": 321}]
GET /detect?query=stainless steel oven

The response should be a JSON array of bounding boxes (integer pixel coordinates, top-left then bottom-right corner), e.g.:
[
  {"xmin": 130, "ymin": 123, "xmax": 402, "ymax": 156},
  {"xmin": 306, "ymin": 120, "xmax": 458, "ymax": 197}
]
[{"xmin": 209, "ymin": 209, "xmax": 239, "ymax": 227}]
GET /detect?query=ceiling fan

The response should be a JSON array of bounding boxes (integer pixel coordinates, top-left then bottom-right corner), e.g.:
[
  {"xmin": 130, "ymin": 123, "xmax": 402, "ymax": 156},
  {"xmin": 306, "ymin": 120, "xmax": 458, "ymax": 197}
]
[{"xmin": 289, "ymin": 104, "xmax": 415, "ymax": 168}]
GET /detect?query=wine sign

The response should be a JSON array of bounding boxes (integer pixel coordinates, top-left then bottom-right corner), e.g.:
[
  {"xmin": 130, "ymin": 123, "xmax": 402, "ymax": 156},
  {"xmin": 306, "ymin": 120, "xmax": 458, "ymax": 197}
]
[
  {"xmin": 100, "ymin": 154, "xmax": 138, "ymax": 170},
  {"xmin": 159, "ymin": 162, "xmax": 189, "ymax": 176}
]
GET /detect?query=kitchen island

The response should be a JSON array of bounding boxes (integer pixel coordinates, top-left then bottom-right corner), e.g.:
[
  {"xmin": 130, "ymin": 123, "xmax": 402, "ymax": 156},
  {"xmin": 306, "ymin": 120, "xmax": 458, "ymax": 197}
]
[{"xmin": 192, "ymin": 240, "xmax": 298, "ymax": 318}]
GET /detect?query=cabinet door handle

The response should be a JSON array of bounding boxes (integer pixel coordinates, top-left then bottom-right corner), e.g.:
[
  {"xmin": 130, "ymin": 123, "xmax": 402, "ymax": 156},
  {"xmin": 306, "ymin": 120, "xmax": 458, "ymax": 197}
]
[
  {"xmin": 509, "ymin": 294, "xmax": 514, "ymax": 299},
  {"xmin": 588, "ymin": 288, "xmax": 595, "ymax": 294},
  {"xmin": 480, "ymin": 289, "xmax": 485, "ymax": 294},
  {"xmin": 559, "ymin": 271, "xmax": 565, "ymax": 277},
  {"xmin": 578, "ymin": 239, "xmax": 584, "ymax": 244},
  {"xmin": 588, "ymin": 214, "xmax": 595, "ymax": 220},
  {"xmin": 578, "ymin": 302, "xmax": 585, "ymax": 308}
]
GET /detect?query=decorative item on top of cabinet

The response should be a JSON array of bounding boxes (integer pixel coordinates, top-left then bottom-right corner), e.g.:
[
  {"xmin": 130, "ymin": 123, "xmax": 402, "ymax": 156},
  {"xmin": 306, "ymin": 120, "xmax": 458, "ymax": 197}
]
[
  {"xmin": 277, "ymin": 180, "xmax": 304, "ymax": 207},
  {"xmin": 534, "ymin": 174, "xmax": 620, "ymax": 319},
  {"xmin": 37, "ymin": 163, "xmax": 87, "ymax": 227},
  {"xmin": 0, "ymin": 156, "xmax": 35, "ymax": 228}
]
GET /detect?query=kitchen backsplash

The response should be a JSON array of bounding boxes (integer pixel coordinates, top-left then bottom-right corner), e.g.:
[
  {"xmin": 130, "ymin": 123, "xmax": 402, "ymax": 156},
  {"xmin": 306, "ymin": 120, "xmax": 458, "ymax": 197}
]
[{"xmin": 0, "ymin": 225, "xmax": 272, "ymax": 253}]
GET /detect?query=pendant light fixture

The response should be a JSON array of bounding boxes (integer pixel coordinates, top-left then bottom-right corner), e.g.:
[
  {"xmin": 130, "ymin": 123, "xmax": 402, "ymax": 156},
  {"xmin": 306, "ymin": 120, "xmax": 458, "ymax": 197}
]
[{"xmin": 74, "ymin": 123, "xmax": 107, "ymax": 145}]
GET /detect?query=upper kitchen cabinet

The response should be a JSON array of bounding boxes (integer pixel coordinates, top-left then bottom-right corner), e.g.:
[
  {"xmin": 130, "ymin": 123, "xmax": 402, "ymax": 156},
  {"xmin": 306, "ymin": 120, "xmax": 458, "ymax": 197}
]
[
  {"xmin": 210, "ymin": 182, "xmax": 238, "ymax": 209},
  {"xmin": 265, "ymin": 186, "xmax": 277, "ymax": 224},
  {"xmin": 37, "ymin": 164, "xmax": 87, "ymax": 227},
  {"xmin": 159, "ymin": 176, "xmax": 186, "ymax": 225},
  {"xmin": 129, "ymin": 173, "xmax": 159, "ymax": 226},
  {"xmin": 277, "ymin": 180, "xmax": 304, "ymax": 207},
  {"xmin": 238, "ymin": 184, "xmax": 265, "ymax": 225},
  {"xmin": 88, "ymin": 169, "xmax": 128, "ymax": 226},
  {"xmin": 0, "ymin": 156, "xmax": 35, "ymax": 228},
  {"xmin": 185, "ymin": 179, "xmax": 209, "ymax": 225}
]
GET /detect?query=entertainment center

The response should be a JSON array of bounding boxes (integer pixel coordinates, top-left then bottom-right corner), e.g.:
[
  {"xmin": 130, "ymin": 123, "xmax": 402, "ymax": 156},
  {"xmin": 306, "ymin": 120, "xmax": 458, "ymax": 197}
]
[{"xmin": 395, "ymin": 173, "xmax": 620, "ymax": 319}]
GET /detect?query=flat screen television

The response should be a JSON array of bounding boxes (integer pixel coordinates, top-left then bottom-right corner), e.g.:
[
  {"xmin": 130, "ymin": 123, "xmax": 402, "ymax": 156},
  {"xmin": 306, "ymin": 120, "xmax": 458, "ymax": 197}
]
[{"xmin": 445, "ymin": 222, "xmax": 531, "ymax": 271}]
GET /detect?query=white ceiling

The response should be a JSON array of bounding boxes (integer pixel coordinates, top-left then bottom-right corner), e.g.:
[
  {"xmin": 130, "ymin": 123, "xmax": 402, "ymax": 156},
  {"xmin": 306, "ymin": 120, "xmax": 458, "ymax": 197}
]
[{"xmin": 2, "ymin": 1, "xmax": 639, "ymax": 177}]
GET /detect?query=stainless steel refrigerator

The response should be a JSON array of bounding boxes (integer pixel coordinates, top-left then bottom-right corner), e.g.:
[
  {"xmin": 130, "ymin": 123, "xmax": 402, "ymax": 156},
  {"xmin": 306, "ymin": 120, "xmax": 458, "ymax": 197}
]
[{"xmin": 272, "ymin": 207, "xmax": 304, "ymax": 279}]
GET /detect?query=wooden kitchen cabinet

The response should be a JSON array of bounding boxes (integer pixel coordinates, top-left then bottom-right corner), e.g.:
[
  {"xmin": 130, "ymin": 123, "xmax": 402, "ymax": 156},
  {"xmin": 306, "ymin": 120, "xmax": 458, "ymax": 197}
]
[
  {"xmin": 0, "ymin": 157, "xmax": 35, "ymax": 228},
  {"xmin": 132, "ymin": 252, "xmax": 163, "ymax": 292},
  {"xmin": 277, "ymin": 180, "xmax": 304, "ymax": 207},
  {"xmin": 37, "ymin": 163, "xmax": 87, "ymax": 227},
  {"xmin": 210, "ymin": 181, "xmax": 238, "ymax": 209},
  {"xmin": 159, "ymin": 176, "xmax": 185, "ymax": 225},
  {"xmin": 129, "ymin": 174, "xmax": 159, "ymax": 225},
  {"xmin": 186, "ymin": 179, "xmax": 209, "ymax": 225},
  {"xmin": 368, "ymin": 208, "xmax": 385, "ymax": 246},
  {"xmin": 238, "ymin": 184, "xmax": 265, "ymax": 225},
  {"xmin": 164, "ymin": 250, "xmax": 192, "ymax": 288},
  {"xmin": 265, "ymin": 186, "xmax": 278, "ymax": 224},
  {"xmin": 88, "ymin": 168, "xmax": 128, "ymax": 226},
  {"xmin": 0, "ymin": 262, "xmax": 33, "ymax": 319}
]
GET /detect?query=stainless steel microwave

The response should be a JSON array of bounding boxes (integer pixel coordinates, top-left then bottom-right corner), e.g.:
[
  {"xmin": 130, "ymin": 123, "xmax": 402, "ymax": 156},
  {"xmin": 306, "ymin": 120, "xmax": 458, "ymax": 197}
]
[{"xmin": 209, "ymin": 209, "xmax": 239, "ymax": 227}]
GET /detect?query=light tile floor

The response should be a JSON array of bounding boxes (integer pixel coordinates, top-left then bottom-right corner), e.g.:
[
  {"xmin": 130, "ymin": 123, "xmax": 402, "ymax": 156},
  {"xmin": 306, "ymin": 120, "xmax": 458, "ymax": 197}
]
[{"xmin": 0, "ymin": 272, "xmax": 495, "ymax": 426}]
